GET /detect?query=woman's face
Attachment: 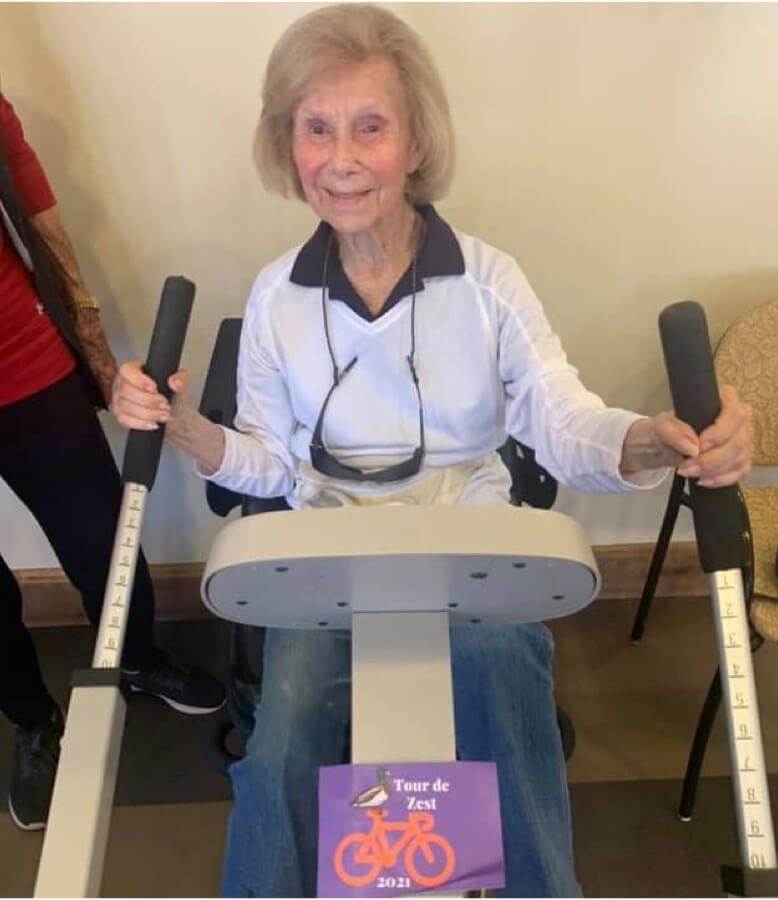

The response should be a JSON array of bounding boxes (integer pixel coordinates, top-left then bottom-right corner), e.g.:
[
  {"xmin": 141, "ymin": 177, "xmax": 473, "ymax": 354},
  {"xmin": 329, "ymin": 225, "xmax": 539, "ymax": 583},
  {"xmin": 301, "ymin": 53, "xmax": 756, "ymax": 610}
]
[{"xmin": 292, "ymin": 57, "xmax": 420, "ymax": 238}]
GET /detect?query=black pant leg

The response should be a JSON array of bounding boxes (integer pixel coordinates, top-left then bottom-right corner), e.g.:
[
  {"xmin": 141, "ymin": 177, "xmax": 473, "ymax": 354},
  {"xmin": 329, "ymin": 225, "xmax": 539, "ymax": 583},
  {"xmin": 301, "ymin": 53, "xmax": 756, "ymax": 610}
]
[
  {"xmin": 0, "ymin": 374, "xmax": 158, "ymax": 670},
  {"xmin": 0, "ymin": 552, "xmax": 56, "ymax": 727}
]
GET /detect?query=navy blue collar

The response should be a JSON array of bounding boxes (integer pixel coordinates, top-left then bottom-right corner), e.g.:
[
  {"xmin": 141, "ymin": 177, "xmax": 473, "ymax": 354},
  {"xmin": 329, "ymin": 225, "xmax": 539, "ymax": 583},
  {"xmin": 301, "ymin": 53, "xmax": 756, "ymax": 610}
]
[{"xmin": 289, "ymin": 204, "xmax": 464, "ymax": 321}]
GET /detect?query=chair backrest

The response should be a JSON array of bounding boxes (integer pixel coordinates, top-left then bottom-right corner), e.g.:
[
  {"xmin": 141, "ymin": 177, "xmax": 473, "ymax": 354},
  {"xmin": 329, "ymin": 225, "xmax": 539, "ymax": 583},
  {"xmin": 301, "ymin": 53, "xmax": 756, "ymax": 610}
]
[
  {"xmin": 198, "ymin": 317, "xmax": 558, "ymax": 516},
  {"xmin": 199, "ymin": 319, "xmax": 243, "ymax": 517},
  {"xmin": 713, "ymin": 300, "xmax": 778, "ymax": 607},
  {"xmin": 498, "ymin": 440, "xmax": 558, "ymax": 509},
  {"xmin": 714, "ymin": 299, "xmax": 778, "ymax": 467}
]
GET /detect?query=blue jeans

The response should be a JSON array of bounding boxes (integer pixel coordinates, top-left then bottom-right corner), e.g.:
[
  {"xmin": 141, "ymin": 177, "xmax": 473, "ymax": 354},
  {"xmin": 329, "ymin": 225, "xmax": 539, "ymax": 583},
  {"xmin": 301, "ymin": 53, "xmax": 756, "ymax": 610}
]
[{"xmin": 220, "ymin": 623, "xmax": 579, "ymax": 897}]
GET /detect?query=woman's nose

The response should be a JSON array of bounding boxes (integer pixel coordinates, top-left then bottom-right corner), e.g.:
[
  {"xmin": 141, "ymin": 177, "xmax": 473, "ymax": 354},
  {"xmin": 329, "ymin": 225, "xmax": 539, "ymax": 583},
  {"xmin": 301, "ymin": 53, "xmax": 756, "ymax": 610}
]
[{"xmin": 329, "ymin": 131, "xmax": 360, "ymax": 174}]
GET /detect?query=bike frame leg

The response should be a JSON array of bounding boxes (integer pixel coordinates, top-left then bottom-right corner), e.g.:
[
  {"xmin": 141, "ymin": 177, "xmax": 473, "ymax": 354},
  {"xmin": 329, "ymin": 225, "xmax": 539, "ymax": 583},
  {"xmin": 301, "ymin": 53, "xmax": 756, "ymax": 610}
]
[
  {"xmin": 351, "ymin": 613, "xmax": 464, "ymax": 896},
  {"xmin": 34, "ymin": 673, "xmax": 126, "ymax": 897},
  {"xmin": 351, "ymin": 612, "xmax": 456, "ymax": 764}
]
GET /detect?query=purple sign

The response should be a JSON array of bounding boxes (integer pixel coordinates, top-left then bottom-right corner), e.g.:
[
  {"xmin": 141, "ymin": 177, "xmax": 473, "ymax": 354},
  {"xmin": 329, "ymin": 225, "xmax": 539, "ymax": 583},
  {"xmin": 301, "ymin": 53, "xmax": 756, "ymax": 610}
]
[{"xmin": 317, "ymin": 761, "xmax": 504, "ymax": 897}]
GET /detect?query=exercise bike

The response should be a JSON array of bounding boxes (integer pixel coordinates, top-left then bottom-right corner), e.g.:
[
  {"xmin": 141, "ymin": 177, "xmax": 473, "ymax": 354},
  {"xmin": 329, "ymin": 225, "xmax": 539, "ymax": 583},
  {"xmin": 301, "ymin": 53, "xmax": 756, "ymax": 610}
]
[{"xmin": 33, "ymin": 285, "xmax": 777, "ymax": 897}]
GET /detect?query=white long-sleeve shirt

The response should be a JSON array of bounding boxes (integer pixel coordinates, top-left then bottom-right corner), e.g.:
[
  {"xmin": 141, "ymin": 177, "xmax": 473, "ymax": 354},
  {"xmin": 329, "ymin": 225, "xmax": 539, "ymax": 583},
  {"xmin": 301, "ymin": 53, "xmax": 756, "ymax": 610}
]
[{"xmin": 204, "ymin": 206, "xmax": 666, "ymax": 507}]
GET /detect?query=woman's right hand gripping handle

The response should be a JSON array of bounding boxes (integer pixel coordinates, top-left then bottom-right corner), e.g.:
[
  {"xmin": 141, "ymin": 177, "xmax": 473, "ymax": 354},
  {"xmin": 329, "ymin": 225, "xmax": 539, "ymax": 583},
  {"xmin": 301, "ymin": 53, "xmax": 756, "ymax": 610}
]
[
  {"xmin": 111, "ymin": 363, "xmax": 225, "ymax": 476},
  {"xmin": 111, "ymin": 361, "xmax": 186, "ymax": 433}
]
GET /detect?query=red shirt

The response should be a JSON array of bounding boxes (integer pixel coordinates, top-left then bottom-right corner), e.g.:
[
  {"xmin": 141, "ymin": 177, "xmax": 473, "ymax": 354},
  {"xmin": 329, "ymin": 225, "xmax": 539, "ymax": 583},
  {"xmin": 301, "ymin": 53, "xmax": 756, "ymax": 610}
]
[{"xmin": 0, "ymin": 92, "xmax": 75, "ymax": 407}]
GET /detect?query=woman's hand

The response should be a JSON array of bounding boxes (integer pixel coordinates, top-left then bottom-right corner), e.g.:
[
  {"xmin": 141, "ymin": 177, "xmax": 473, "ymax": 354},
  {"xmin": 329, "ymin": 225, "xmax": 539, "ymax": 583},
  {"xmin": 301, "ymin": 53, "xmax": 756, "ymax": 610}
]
[
  {"xmin": 110, "ymin": 361, "xmax": 190, "ymax": 433},
  {"xmin": 621, "ymin": 384, "xmax": 752, "ymax": 487},
  {"xmin": 110, "ymin": 360, "xmax": 226, "ymax": 474}
]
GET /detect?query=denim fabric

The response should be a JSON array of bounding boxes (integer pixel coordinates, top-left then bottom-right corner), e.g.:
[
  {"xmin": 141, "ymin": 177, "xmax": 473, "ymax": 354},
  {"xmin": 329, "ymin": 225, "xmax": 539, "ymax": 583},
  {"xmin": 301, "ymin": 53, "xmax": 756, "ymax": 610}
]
[
  {"xmin": 226, "ymin": 624, "xmax": 266, "ymax": 745},
  {"xmin": 220, "ymin": 622, "xmax": 580, "ymax": 898}
]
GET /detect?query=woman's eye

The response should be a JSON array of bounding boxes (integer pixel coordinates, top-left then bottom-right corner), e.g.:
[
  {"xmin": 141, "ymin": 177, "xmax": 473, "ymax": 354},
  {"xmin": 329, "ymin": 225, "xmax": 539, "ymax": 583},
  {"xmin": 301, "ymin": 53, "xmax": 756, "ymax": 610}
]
[
  {"xmin": 361, "ymin": 122, "xmax": 382, "ymax": 135},
  {"xmin": 301, "ymin": 119, "xmax": 329, "ymax": 137}
]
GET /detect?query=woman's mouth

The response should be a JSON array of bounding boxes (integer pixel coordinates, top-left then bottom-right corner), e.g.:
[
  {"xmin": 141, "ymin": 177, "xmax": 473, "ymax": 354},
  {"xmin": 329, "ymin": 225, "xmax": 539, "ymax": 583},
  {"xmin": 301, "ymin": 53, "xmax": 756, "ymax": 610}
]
[{"xmin": 325, "ymin": 189, "xmax": 371, "ymax": 204}]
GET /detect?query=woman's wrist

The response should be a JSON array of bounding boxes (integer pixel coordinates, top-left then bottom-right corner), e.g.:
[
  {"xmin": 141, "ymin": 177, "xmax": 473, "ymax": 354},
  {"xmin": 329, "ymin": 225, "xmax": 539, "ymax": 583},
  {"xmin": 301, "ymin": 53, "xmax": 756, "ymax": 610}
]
[
  {"xmin": 620, "ymin": 416, "xmax": 678, "ymax": 476},
  {"xmin": 165, "ymin": 403, "xmax": 202, "ymax": 445},
  {"xmin": 166, "ymin": 407, "xmax": 226, "ymax": 476}
]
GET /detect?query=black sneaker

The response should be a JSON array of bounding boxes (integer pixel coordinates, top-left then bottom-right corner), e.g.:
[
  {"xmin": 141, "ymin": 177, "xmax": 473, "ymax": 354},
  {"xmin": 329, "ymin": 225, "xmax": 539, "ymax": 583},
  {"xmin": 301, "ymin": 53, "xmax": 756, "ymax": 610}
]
[
  {"xmin": 122, "ymin": 654, "xmax": 225, "ymax": 715},
  {"xmin": 8, "ymin": 706, "xmax": 64, "ymax": 831}
]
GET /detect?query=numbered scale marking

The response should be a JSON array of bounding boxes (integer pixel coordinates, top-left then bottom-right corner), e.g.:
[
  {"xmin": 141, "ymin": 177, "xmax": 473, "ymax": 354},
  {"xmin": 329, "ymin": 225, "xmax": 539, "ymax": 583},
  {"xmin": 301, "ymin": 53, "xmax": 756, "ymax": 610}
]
[
  {"xmin": 711, "ymin": 570, "xmax": 776, "ymax": 870},
  {"xmin": 93, "ymin": 484, "xmax": 148, "ymax": 670}
]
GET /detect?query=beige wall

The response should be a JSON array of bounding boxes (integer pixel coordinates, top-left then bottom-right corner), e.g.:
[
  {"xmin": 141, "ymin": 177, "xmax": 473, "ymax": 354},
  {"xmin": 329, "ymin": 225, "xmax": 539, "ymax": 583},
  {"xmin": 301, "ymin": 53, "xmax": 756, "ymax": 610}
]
[{"xmin": 1, "ymin": 2, "xmax": 777, "ymax": 567}]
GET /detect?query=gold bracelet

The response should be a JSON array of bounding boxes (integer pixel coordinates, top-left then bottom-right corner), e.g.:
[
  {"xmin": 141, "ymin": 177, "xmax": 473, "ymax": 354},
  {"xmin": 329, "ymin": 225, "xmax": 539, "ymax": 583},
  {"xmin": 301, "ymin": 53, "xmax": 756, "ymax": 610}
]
[{"xmin": 67, "ymin": 294, "xmax": 101, "ymax": 312}]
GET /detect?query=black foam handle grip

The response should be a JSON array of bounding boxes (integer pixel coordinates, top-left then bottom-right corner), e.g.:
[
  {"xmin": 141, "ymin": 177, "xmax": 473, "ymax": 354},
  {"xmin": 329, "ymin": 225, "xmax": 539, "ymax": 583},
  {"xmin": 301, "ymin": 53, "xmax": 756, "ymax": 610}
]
[
  {"xmin": 121, "ymin": 276, "xmax": 195, "ymax": 490},
  {"xmin": 659, "ymin": 301, "xmax": 749, "ymax": 574},
  {"xmin": 659, "ymin": 301, "xmax": 721, "ymax": 434}
]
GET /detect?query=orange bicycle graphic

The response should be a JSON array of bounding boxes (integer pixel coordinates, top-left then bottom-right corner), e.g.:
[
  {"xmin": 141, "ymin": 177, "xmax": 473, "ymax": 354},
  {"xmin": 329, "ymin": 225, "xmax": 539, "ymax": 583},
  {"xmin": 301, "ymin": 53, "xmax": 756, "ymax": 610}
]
[{"xmin": 333, "ymin": 809, "xmax": 456, "ymax": 889}]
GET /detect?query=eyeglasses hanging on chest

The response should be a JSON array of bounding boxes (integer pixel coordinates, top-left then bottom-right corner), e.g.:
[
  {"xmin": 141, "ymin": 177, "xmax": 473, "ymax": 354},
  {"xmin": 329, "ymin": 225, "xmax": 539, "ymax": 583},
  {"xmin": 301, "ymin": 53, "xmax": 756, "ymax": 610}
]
[{"xmin": 309, "ymin": 232, "xmax": 426, "ymax": 484}]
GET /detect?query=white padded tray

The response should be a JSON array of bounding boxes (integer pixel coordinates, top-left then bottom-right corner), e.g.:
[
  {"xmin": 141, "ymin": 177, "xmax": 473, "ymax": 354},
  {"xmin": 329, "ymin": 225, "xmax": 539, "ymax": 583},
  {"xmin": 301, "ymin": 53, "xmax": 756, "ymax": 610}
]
[{"xmin": 202, "ymin": 506, "xmax": 600, "ymax": 629}]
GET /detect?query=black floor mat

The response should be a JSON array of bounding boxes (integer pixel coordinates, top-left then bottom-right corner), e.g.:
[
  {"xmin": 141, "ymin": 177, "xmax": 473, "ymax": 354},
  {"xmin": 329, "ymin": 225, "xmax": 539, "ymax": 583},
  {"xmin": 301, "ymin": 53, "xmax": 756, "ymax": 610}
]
[
  {"xmin": 572, "ymin": 774, "xmax": 778, "ymax": 897},
  {"xmin": 0, "ymin": 619, "xmax": 234, "ymax": 807}
]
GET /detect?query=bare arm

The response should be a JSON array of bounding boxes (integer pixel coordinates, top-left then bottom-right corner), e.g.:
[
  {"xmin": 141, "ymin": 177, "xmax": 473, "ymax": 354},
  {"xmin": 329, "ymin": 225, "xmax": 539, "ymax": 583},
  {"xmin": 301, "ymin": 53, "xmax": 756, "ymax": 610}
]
[
  {"xmin": 31, "ymin": 205, "xmax": 117, "ymax": 405},
  {"xmin": 165, "ymin": 399, "xmax": 226, "ymax": 476}
]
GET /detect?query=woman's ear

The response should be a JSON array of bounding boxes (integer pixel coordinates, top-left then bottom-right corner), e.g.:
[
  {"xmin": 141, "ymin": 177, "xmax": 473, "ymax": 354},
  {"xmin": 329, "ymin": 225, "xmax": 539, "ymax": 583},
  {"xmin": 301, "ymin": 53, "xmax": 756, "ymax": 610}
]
[{"xmin": 407, "ymin": 137, "xmax": 423, "ymax": 175}]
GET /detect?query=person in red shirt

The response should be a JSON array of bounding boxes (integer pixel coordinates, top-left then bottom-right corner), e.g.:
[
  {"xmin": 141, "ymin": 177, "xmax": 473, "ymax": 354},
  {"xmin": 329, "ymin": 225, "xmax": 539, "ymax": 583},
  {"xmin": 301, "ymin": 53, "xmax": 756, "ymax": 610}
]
[{"xmin": 0, "ymin": 89, "xmax": 225, "ymax": 831}]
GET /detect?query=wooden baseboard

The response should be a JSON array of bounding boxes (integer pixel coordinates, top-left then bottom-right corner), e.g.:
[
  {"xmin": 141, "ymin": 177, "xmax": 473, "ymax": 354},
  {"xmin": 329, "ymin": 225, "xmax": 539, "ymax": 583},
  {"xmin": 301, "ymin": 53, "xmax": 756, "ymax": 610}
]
[
  {"xmin": 18, "ymin": 563, "xmax": 215, "ymax": 629},
  {"xmin": 18, "ymin": 542, "xmax": 706, "ymax": 629},
  {"xmin": 595, "ymin": 541, "xmax": 707, "ymax": 599}
]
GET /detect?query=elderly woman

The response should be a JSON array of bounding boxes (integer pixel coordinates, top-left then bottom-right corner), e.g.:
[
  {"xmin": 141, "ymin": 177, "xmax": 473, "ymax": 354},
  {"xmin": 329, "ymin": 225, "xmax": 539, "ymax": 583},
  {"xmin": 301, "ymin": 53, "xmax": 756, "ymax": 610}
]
[{"xmin": 113, "ymin": 4, "xmax": 751, "ymax": 896}]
